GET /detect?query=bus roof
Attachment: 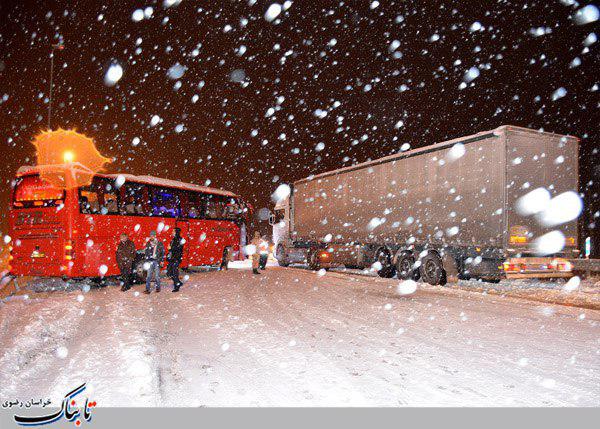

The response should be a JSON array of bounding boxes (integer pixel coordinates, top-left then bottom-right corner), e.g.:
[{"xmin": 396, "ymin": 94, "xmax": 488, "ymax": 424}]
[{"xmin": 16, "ymin": 164, "xmax": 238, "ymax": 198}]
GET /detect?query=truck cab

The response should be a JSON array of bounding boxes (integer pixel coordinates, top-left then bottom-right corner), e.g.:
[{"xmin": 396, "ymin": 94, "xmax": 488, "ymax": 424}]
[{"xmin": 269, "ymin": 197, "xmax": 290, "ymax": 263}]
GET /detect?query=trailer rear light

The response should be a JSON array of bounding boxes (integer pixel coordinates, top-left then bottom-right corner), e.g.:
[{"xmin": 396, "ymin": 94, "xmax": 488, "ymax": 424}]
[
  {"xmin": 509, "ymin": 235, "xmax": 528, "ymax": 244},
  {"xmin": 319, "ymin": 251, "xmax": 330, "ymax": 259},
  {"xmin": 503, "ymin": 262, "xmax": 516, "ymax": 272},
  {"xmin": 503, "ymin": 262, "xmax": 528, "ymax": 272},
  {"xmin": 550, "ymin": 258, "xmax": 572, "ymax": 272}
]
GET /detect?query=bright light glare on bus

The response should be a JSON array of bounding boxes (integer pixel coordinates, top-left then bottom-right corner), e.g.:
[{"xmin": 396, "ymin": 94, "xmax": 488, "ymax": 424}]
[{"xmin": 63, "ymin": 150, "xmax": 75, "ymax": 163}]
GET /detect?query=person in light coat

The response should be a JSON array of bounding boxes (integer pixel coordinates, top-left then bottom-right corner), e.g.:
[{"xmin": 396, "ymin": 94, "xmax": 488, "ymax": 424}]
[
  {"xmin": 250, "ymin": 231, "xmax": 262, "ymax": 275},
  {"xmin": 144, "ymin": 230, "xmax": 165, "ymax": 294}
]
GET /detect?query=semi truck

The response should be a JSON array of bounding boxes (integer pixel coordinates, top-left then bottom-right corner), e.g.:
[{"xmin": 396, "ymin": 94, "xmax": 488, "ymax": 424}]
[{"xmin": 270, "ymin": 125, "xmax": 580, "ymax": 284}]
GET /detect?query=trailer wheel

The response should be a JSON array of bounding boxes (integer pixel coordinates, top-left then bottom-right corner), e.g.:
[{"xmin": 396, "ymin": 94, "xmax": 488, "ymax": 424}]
[
  {"xmin": 375, "ymin": 248, "xmax": 396, "ymax": 278},
  {"xmin": 420, "ymin": 252, "xmax": 447, "ymax": 286},
  {"xmin": 91, "ymin": 277, "xmax": 108, "ymax": 287},
  {"xmin": 396, "ymin": 253, "xmax": 420, "ymax": 281},
  {"xmin": 308, "ymin": 249, "xmax": 321, "ymax": 271},
  {"xmin": 276, "ymin": 244, "xmax": 289, "ymax": 267}
]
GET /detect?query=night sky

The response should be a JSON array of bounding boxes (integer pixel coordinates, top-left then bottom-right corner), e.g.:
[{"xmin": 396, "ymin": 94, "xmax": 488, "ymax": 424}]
[{"xmin": 0, "ymin": 0, "xmax": 598, "ymax": 254}]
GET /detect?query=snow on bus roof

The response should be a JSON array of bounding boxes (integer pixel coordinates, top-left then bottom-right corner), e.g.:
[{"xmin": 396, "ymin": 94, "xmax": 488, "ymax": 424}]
[
  {"xmin": 16, "ymin": 164, "xmax": 237, "ymax": 198},
  {"xmin": 103, "ymin": 174, "xmax": 237, "ymax": 197}
]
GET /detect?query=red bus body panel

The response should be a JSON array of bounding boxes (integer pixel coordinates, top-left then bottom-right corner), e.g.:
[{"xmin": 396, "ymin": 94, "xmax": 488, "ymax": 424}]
[
  {"xmin": 8, "ymin": 206, "xmax": 68, "ymax": 277},
  {"xmin": 69, "ymin": 215, "xmax": 240, "ymax": 277},
  {"xmin": 8, "ymin": 167, "xmax": 247, "ymax": 278}
]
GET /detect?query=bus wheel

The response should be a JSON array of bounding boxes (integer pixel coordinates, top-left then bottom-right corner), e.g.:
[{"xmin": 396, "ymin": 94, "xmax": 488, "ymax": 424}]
[
  {"xmin": 276, "ymin": 244, "xmax": 290, "ymax": 267},
  {"xmin": 133, "ymin": 259, "xmax": 147, "ymax": 284},
  {"xmin": 91, "ymin": 277, "xmax": 108, "ymax": 287},
  {"xmin": 420, "ymin": 252, "xmax": 446, "ymax": 286},
  {"xmin": 396, "ymin": 253, "xmax": 420, "ymax": 281},
  {"xmin": 375, "ymin": 248, "xmax": 396, "ymax": 278}
]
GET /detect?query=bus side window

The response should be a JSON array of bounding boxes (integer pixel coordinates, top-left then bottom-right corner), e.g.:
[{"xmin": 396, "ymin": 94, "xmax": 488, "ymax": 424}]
[
  {"xmin": 120, "ymin": 183, "xmax": 145, "ymax": 215},
  {"xmin": 79, "ymin": 189, "xmax": 100, "ymax": 214},
  {"xmin": 225, "ymin": 198, "xmax": 241, "ymax": 219},
  {"xmin": 99, "ymin": 180, "xmax": 119, "ymax": 215},
  {"xmin": 205, "ymin": 194, "xmax": 227, "ymax": 219},
  {"xmin": 104, "ymin": 194, "xmax": 118, "ymax": 214},
  {"xmin": 150, "ymin": 187, "xmax": 181, "ymax": 218},
  {"xmin": 186, "ymin": 192, "xmax": 204, "ymax": 219}
]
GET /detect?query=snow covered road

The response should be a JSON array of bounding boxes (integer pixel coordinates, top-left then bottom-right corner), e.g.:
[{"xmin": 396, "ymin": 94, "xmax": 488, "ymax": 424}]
[{"xmin": 1, "ymin": 266, "xmax": 599, "ymax": 407}]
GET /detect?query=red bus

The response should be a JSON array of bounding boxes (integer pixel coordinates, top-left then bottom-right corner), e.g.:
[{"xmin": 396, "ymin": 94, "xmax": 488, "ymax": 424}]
[{"xmin": 8, "ymin": 164, "xmax": 250, "ymax": 280}]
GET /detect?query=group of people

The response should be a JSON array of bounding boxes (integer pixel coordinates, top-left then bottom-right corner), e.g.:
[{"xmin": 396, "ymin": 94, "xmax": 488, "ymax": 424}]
[
  {"xmin": 114, "ymin": 229, "xmax": 270, "ymax": 293},
  {"xmin": 115, "ymin": 228, "xmax": 185, "ymax": 294}
]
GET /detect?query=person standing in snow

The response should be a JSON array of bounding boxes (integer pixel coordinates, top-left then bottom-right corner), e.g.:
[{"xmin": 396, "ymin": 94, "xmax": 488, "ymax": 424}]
[
  {"xmin": 219, "ymin": 247, "xmax": 230, "ymax": 271},
  {"xmin": 258, "ymin": 236, "xmax": 269, "ymax": 270},
  {"xmin": 116, "ymin": 233, "xmax": 136, "ymax": 291},
  {"xmin": 144, "ymin": 230, "xmax": 165, "ymax": 294},
  {"xmin": 250, "ymin": 231, "xmax": 262, "ymax": 275},
  {"xmin": 166, "ymin": 227, "xmax": 184, "ymax": 292}
]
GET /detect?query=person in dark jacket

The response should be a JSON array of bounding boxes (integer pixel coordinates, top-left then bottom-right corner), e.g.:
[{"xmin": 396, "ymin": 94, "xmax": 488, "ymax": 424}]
[
  {"xmin": 166, "ymin": 227, "xmax": 184, "ymax": 292},
  {"xmin": 116, "ymin": 233, "xmax": 136, "ymax": 291},
  {"xmin": 258, "ymin": 235, "xmax": 269, "ymax": 270},
  {"xmin": 219, "ymin": 247, "xmax": 230, "ymax": 271},
  {"xmin": 144, "ymin": 230, "xmax": 165, "ymax": 294}
]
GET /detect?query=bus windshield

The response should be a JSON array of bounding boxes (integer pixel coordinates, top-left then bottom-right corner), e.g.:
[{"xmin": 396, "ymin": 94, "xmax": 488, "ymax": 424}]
[{"xmin": 13, "ymin": 175, "xmax": 65, "ymax": 208}]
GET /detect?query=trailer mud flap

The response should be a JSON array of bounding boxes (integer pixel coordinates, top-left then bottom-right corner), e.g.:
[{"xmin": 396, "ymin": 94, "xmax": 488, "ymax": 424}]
[{"xmin": 441, "ymin": 253, "xmax": 459, "ymax": 283}]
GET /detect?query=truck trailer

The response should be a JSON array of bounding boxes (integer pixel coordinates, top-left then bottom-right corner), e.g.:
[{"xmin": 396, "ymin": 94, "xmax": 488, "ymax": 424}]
[{"xmin": 271, "ymin": 125, "xmax": 580, "ymax": 284}]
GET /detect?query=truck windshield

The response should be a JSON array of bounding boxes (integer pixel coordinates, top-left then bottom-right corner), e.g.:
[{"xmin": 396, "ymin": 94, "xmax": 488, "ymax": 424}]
[
  {"xmin": 274, "ymin": 209, "xmax": 285, "ymax": 224},
  {"xmin": 13, "ymin": 175, "xmax": 65, "ymax": 208}
]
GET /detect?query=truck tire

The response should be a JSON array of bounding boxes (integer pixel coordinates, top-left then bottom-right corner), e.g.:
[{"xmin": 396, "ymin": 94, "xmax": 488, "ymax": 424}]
[
  {"xmin": 420, "ymin": 252, "xmax": 447, "ymax": 286},
  {"xmin": 375, "ymin": 248, "xmax": 396, "ymax": 278},
  {"xmin": 396, "ymin": 253, "xmax": 420, "ymax": 281},
  {"xmin": 308, "ymin": 249, "xmax": 321, "ymax": 271},
  {"xmin": 276, "ymin": 244, "xmax": 289, "ymax": 267}
]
